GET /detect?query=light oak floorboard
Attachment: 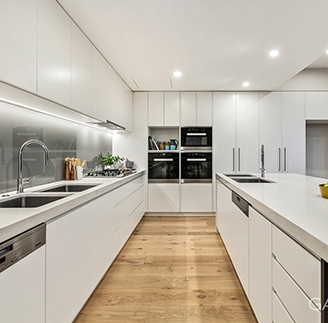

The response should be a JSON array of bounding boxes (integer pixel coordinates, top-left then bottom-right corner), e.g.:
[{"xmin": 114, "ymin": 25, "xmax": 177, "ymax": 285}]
[{"xmin": 74, "ymin": 216, "xmax": 257, "ymax": 323}]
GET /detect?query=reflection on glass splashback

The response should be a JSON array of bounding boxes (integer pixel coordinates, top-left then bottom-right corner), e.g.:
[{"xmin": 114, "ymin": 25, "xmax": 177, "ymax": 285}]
[{"xmin": 0, "ymin": 101, "xmax": 112, "ymax": 193}]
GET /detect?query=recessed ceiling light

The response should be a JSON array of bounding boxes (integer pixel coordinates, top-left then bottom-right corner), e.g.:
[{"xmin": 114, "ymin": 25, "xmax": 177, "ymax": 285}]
[
  {"xmin": 269, "ymin": 50, "xmax": 279, "ymax": 57},
  {"xmin": 242, "ymin": 81, "xmax": 250, "ymax": 87},
  {"xmin": 326, "ymin": 49, "xmax": 328, "ymax": 55},
  {"xmin": 173, "ymin": 70, "xmax": 182, "ymax": 78}
]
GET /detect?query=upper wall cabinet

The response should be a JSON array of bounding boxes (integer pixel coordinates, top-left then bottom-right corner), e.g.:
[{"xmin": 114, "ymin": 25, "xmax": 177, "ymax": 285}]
[
  {"xmin": 0, "ymin": 0, "xmax": 37, "ymax": 92},
  {"xmin": 148, "ymin": 92, "xmax": 180, "ymax": 126},
  {"xmin": 305, "ymin": 92, "xmax": 328, "ymax": 120},
  {"xmin": 181, "ymin": 92, "xmax": 212, "ymax": 126},
  {"xmin": 38, "ymin": 0, "xmax": 71, "ymax": 107},
  {"xmin": 71, "ymin": 24, "xmax": 93, "ymax": 115}
]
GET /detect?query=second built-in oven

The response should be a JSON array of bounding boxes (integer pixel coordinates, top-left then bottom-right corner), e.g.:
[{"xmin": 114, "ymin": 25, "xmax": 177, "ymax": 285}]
[
  {"xmin": 181, "ymin": 152, "xmax": 212, "ymax": 183},
  {"xmin": 148, "ymin": 152, "xmax": 179, "ymax": 183}
]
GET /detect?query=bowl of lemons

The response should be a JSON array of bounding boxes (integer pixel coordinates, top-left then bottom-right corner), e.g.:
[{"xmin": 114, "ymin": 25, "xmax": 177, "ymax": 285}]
[{"xmin": 319, "ymin": 183, "xmax": 328, "ymax": 198}]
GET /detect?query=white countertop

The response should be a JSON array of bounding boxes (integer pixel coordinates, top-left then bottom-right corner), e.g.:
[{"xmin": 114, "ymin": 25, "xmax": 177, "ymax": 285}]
[
  {"xmin": 216, "ymin": 173, "xmax": 328, "ymax": 262},
  {"xmin": 0, "ymin": 170, "xmax": 146, "ymax": 242}
]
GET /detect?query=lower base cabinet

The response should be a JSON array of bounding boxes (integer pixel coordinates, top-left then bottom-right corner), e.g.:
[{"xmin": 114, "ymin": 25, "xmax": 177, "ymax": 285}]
[
  {"xmin": 0, "ymin": 246, "xmax": 45, "ymax": 323},
  {"xmin": 148, "ymin": 183, "xmax": 180, "ymax": 212},
  {"xmin": 181, "ymin": 183, "xmax": 213, "ymax": 212},
  {"xmin": 46, "ymin": 175, "xmax": 145, "ymax": 323},
  {"xmin": 216, "ymin": 179, "xmax": 323, "ymax": 323},
  {"xmin": 248, "ymin": 207, "xmax": 271, "ymax": 323}
]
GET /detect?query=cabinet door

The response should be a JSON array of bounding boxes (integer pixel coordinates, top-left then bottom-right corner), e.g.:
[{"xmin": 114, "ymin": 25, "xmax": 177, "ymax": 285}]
[
  {"xmin": 0, "ymin": 246, "xmax": 45, "ymax": 323},
  {"xmin": 259, "ymin": 92, "xmax": 282, "ymax": 172},
  {"xmin": 46, "ymin": 207, "xmax": 91, "ymax": 323},
  {"xmin": 282, "ymin": 92, "xmax": 305, "ymax": 174},
  {"xmin": 249, "ymin": 207, "xmax": 272, "ymax": 323},
  {"xmin": 305, "ymin": 92, "xmax": 328, "ymax": 119},
  {"xmin": 181, "ymin": 92, "xmax": 196, "ymax": 126},
  {"xmin": 197, "ymin": 92, "xmax": 212, "ymax": 126},
  {"xmin": 181, "ymin": 183, "xmax": 212, "ymax": 212},
  {"xmin": 92, "ymin": 48, "xmax": 110, "ymax": 120},
  {"xmin": 164, "ymin": 92, "xmax": 180, "ymax": 126},
  {"xmin": 148, "ymin": 183, "xmax": 180, "ymax": 212},
  {"xmin": 38, "ymin": 0, "xmax": 71, "ymax": 106},
  {"xmin": 71, "ymin": 24, "xmax": 92, "ymax": 115},
  {"xmin": 216, "ymin": 181, "xmax": 248, "ymax": 294},
  {"xmin": 148, "ymin": 92, "xmax": 164, "ymax": 126},
  {"xmin": 236, "ymin": 92, "xmax": 259, "ymax": 173},
  {"xmin": 0, "ymin": 0, "xmax": 37, "ymax": 92},
  {"xmin": 213, "ymin": 92, "xmax": 236, "ymax": 173}
]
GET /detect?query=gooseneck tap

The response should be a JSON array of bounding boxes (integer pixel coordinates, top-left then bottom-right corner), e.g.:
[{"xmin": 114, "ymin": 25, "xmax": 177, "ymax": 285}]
[
  {"xmin": 17, "ymin": 139, "xmax": 49, "ymax": 193},
  {"xmin": 260, "ymin": 144, "xmax": 266, "ymax": 177}
]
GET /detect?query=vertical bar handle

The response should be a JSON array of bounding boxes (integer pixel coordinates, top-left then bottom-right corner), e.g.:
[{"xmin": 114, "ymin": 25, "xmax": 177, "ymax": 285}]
[
  {"xmin": 278, "ymin": 148, "xmax": 281, "ymax": 172},
  {"xmin": 232, "ymin": 148, "xmax": 235, "ymax": 172},
  {"xmin": 238, "ymin": 148, "xmax": 241, "ymax": 172},
  {"xmin": 284, "ymin": 148, "xmax": 287, "ymax": 172}
]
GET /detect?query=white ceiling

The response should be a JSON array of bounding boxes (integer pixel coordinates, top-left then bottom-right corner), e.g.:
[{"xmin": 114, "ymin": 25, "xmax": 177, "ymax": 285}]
[{"xmin": 57, "ymin": 0, "xmax": 328, "ymax": 91}]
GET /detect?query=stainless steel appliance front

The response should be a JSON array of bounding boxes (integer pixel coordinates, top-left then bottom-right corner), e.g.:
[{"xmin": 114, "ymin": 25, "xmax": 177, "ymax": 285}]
[
  {"xmin": 148, "ymin": 152, "xmax": 179, "ymax": 183},
  {"xmin": 181, "ymin": 152, "xmax": 212, "ymax": 183}
]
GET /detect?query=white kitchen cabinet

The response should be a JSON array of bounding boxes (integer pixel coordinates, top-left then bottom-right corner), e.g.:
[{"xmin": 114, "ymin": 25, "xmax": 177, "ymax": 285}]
[
  {"xmin": 196, "ymin": 92, "xmax": 212, "ymax": 126},
  {"xmin": 306, "ymin": 92, "xmax": 328, "ymax": 119},
  {"xmin": 0, "ymin": 246, "xmax": 45, "ymax": 323},
  {"xmin": 164, "ymin": 92, "xmax": 180, "ymax": 126},
  {"xmin": 46, "ymin": 175, "xmax": 146, "ymax": 323},
  {"xmin": 38, "ymin": 0, "xmax": 71, "ymax": 107},
  {"xmin": 272, "ymin": 225, "xmax": 321, "ymax": 323},
  {"xmin": 180, "ymin": 183, "xmax": 212, "ymax": 212},
  {"xmin": 148, "ymin": 92, "xmax": 180, "ymax": 126},
  {"xmin": 46, "ymin": 204, "xmax": 92, "ymax": 323},
  {"xmin": 0, "ymin": 0, "xmax": 37, "ymax": 92},
  {"xmin": 71, "ymin": 23, "xmax": 93, "ymax": 115},
  {"xmin": 148, "ymin": 92, "xmax": 164, "ymax": 126},
  {"xmin": 148, "ymin": 183, "xmax": 180, "ymax": 212},
  {"xmin": 248, "ymin": 207, "xmax": 272, "ymax": 323},
  {"xmin": 216, "ymin": 181, "xmax": 248, "ymax": 294},
  {"xmin": 259, "ymin": 92, "xmax": 305, "ymax": 174},
  {"xmin": 272, "ymin": 290, "xmax": 294, "ymax": 323},
  {"xmin": 213, "ymin": 92, "xmax": 258, "ymax": 174},
  {"xmin": 181, "ymin": 92, "xmax": 197, "ymax": 125},
  {"xmin": 181, "ymin": 92, "xmax": 212, "ymax": 126}
]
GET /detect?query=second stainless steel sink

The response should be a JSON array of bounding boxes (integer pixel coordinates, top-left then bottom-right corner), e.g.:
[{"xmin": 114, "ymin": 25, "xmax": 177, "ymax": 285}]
[
  {"xmin": 230, "ymin": 177, "xmax": 275, "ymax": 183},
  {"xmin": 0, "ymin": 195, "xmax": 69, "ymax": 208},
  {"xmin": 39, "ymin": 184, "xmax": 99, "ymax": 193}
]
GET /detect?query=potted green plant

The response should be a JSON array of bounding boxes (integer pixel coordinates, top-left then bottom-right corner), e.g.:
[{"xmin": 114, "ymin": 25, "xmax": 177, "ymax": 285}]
[
  {"xmin": 92, "ymin": 153, "xmax": 104, "ymax": 170},
  {"xmin": 103, "ymin": 153, "xmax": 124, "ymax": 169}
]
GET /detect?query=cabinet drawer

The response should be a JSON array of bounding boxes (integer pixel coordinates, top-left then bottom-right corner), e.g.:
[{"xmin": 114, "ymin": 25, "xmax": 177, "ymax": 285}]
[
  {"xmin": 272, "ymin": 290, "xmax": 294, "ymax": 323},
  {"xmin": 272, "ymin": 225, "xmax": 321, "ymax": 300},
  {"xmin": 273, "ymin": 259, "xmax": 321, "ymax": 323}
]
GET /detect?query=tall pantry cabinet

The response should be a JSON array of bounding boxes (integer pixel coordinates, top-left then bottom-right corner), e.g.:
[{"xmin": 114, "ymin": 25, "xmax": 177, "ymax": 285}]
[{"xmin": 213, "ymin": 92, "xmax": 259, "ymax": 174}]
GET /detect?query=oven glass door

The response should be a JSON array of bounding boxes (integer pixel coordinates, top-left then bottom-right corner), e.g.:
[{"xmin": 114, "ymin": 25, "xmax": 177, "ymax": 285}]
[
  {"xmin": 181, "ymin": 152, "xmax": 212, "ymax": 183},
  {"xmin": 180, "ymin": 127, "xmax": 212, "ymax": 150},
  {"xmin": 148, "ymin": 153, "xmax": 179, "ymax": 183}
]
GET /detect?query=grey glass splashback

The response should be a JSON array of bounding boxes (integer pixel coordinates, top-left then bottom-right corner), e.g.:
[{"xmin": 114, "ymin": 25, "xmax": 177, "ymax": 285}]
[{"xmin": 0, "ymin": 101, "xmax": 112, "ymax": 193}]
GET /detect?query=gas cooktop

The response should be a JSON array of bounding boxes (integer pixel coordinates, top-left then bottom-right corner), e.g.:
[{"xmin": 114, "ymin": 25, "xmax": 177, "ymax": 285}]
[{"xmin": 86, "ymin": 168, "xmax": 137, "ymax": 178}]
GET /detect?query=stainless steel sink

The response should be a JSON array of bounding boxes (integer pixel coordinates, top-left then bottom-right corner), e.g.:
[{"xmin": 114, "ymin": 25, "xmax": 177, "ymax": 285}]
[
  {"xmin": 39, "ymin": 184, "xmax": 99, "ymax": 193},
  {"xmin": 0, "ymin": 195, "xmax": 69, "ymax": 208},
  {"xmin": 230, "ymin": 177, "xmax": 275, "ymax": 183},
  {"xmin": 224, "ymin": 174, "xmax": 256, "ymax": 177}
]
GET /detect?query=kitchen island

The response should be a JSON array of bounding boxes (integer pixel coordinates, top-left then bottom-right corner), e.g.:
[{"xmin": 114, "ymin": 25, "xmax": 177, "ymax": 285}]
[{"xmin": 216, "ymin": 172, "xmax": 328, "ymax": 323}]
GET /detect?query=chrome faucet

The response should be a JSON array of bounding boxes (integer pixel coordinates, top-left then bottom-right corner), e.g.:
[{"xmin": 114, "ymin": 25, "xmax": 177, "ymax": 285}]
[
  {"xmin": 17, "ymin": 139, "xmax": 49, "ymax": 193},
  {"xmin": 260, "ymin": 144, "xmax": 266, "ymax": 177}
]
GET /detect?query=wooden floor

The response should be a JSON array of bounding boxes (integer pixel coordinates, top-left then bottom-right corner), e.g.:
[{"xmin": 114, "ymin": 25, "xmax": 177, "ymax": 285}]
[{"xmin": 74, "ymin": 216, "xmax": 257, "ymax": 323}]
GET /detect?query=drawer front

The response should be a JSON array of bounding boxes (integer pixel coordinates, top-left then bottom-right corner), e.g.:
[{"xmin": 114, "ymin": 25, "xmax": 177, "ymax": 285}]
[
  {"xmin": 272, "ymin": 290, "xmax": 294, "ymax": 323},
  {"xmin": 273, "ymin": 259, "xmax": 321, "ymax": 323},
  {"xmin": 272, "ymin": 225, "xmax": 321, "ymax": 300}
]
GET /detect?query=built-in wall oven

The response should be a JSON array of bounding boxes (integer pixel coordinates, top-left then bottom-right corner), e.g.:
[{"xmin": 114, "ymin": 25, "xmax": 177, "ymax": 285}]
[
  {"xmin": 180, "ymin": 127, "xmax": 212, "ymax": 151},
  {"xmin": 181, "ymin": 152, "xmax": 212, "ymax": 183},
  {"xmin": 148, "ymin": 152, "xmax": 179, "ymax": 183}
]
